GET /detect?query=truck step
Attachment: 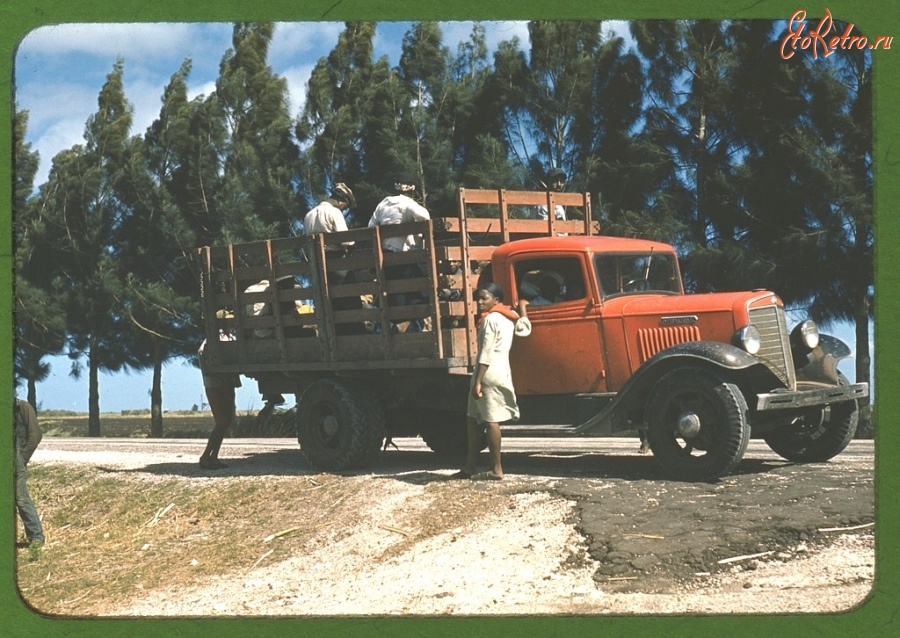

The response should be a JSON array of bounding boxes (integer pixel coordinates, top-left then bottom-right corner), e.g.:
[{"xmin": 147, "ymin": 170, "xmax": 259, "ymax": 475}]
[{"xmin": 501, "ymin": 424, "xmax": 579, "ymax": 437}]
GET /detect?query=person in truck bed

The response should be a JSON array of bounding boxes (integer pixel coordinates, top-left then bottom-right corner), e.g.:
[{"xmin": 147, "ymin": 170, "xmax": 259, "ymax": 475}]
[
  {"xmin": 453, "ymin": 283, "xmax": 531, "ymax": 481},
  {"xmin": 368, "ymin": 172, "xmax": 432, "ymax": 332},
  {"xmin": 303, "ymin": 183, "xmax": 366, "ymax": 335}
]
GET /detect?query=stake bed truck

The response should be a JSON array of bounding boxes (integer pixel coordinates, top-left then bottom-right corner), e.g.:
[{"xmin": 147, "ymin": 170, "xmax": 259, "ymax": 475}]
[{"xmin": 198, "ymin": 188, "xmax": 867, "ymax": 480}]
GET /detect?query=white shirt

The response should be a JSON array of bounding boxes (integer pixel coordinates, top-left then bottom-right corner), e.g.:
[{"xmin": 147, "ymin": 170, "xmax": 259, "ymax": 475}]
[
  {"xmin": 304, "ymin": 200, "xmax": 352, "ymax": 239},
  {"xmin": 533, "ymin": 204, "xmax": 567, "ymax": 221},
  {"xmin": 368, "ymin": 194, "xmax": 431, "ymax": 252}
]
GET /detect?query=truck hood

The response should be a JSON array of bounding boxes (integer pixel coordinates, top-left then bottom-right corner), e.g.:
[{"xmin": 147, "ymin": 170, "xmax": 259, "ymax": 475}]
[
  {"xmin": 603, "ymin": 289, "xmax": 779, "ymax": 321},
  {"xmin": 601, "ymin": 290, "xmax": 782, "ymax": 378}
]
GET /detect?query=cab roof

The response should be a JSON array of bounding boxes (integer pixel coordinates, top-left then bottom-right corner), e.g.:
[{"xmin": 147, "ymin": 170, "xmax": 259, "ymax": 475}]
[{"xmin": 492, "ymin": 235, "xmax": 677, "ymax": 259}]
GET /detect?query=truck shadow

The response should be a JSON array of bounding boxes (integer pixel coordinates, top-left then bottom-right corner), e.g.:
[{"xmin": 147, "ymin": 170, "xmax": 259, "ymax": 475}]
[{"xmin": 132, "ymin": 447, "xmax": 791, "ymax": 483}]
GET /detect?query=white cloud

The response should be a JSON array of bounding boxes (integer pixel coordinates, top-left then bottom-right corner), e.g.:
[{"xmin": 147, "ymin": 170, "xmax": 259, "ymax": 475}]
[
  {"xmin": 187, "ymin": 79, "xmax": 218, "ymax": 102},
  {"xmin": 271, "ymin": 22, "xmax": 343, "ymax": 65},
  {"xmin": 281, "ymin": 64, "xmax": 316, "ymax": 115},
  {"xmin": 19, "ymin": 22, "xmax": 218, "ymax": 62}
]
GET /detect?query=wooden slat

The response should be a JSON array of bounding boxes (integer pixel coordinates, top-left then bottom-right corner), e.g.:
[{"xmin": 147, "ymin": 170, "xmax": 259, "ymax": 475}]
[
  {"xmin": 329, "ymin": 281, "xmax": 379, "ymax": 298},
  {"xmin": 436, "ymin": 217, "xmax": 598, "ymax": 235},
  {"xmin": 461, "ymin": 188, "xmax": 588, "ymax": 207},
  {"xmin": 370, "ymin": 225, "xmax": 393, "ymax": 358},
  {"xmin": 423, "ymin": 220, "xmax": 443, "ymax": 359},
  {"xmin": 382, "ymin": 250, "xmax": 429, "ymax": 266},
  {"xmin": 310, "ymin": 234, "xmax": 335, "ymax": 362},
  {"xmin": 436, "ymin": 246, "xmax": 496, "ymax": 262},
  {"xmin": 324, "ymin": 251, "xmax": 376, "ymax": 271},
  {"xmin": 264, "ymin": 240, "xmax": 288, "ymax": 362},
  {"xmin": 383, "ymin": 277, "xmax": 430, "ymax": 294}
]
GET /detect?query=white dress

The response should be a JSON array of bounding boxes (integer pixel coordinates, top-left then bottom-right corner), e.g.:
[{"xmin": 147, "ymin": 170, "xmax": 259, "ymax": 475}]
[{"xmin": 467, "ymin": 312, "xmax": 530, "ymax": 423}]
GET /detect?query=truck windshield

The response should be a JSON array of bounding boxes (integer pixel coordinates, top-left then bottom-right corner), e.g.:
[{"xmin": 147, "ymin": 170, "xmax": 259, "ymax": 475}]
[{"xmin": 595, "ymin": 252, "xmax": 681, "ymax": 299}]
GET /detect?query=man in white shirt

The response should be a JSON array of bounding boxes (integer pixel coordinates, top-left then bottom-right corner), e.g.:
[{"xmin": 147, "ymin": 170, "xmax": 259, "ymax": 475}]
[
  {"xmin": 303, "ymin": 182, "xmax": 356, "ymax": 249},
  {"xmin": 368, "ymin": 173, "xmax": 431, "ymax": 332},
  {"xmin": 533, "ymin": 167, "xmax": 567, "ymax": 221},
  {"xmin": 303, "ymin": 182, "xmax": 366, "ymax": 335},
  {"xmin": 368, "ymin": 173, "xmax": 431, "ymax": 252}
]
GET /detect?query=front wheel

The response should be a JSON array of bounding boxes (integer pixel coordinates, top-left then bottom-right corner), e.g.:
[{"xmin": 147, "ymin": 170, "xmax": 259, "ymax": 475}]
[
  {"xmin": 763, "ymin": 376, "xmax": 858, "ymax": 462},
  {"xmin": 645, "ymin": 369, "xmax": 750, "ymax": 481},
  {"xmin": 297, "ymin": 379, "xmax": 385, "ymax": 471}
]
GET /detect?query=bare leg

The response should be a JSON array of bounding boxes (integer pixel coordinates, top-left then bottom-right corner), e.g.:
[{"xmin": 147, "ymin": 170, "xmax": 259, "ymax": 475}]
[
  {"xmin": 200, "ymin": 384, "xmax": 234, "ymax": 469},
  {"xmin": 462, "ymin": 417, "xmax": 481, "ymax": 476},
  {"xmin": 485, "ymin": 421, "xmax": 503, "ymax": 478}
]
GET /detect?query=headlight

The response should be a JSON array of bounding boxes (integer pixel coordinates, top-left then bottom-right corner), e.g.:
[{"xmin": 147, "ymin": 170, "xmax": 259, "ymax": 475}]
[
  {"xmin": 791, "ymin": 320, "xmax": 819, "ymax": 351},
  {"xmin": 734, "ymin": 325, "xmax": 761, "ymax": 355}
]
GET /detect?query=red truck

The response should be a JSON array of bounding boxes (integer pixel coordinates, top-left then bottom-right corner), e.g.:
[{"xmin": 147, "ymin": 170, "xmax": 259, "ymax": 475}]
[{"xmin": 197, "ymin": 188, "xmax": 868, "ymax": 480}]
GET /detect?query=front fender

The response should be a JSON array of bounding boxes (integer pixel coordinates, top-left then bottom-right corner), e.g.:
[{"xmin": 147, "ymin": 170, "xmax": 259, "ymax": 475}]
[
  {"xmin": 795, "ymin": 334, "xmax": 852, "ymax": 385},
  {"xmin": 575, "ymin": 341, "xmax": 776, "ymax": 435}
]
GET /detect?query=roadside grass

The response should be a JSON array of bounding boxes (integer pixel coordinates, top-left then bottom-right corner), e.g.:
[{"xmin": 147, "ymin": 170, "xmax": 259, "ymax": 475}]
[
  {"xmin": 37, "ymin": 409, "xmax": 296, "ymax": 439},
  {"xmin": 16, "ymin": 463, "xmax": 356, "ymax": 616}
]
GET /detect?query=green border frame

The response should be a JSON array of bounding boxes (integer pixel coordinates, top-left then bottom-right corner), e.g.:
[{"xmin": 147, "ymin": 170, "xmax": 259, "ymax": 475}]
[{"xmin": 2, "ymin": 1, "xmax": 896, "ymax": 636}]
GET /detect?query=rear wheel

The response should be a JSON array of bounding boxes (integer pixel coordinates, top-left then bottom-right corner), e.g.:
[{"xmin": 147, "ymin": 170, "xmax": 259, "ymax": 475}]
[
  {"xmin": 296, "ymin": 379, "xmax": 385, "ymax": 471},
  {"xmin": 764, "ymin": 375, "xmax": 858, "ymax": 462},
  {"xmin": 645, "ymin": 369, "xmax": 750, "ymax": 481},
  {"xmin": 419, "ymin": 411, "xmax": 487, "ymax": 458}
]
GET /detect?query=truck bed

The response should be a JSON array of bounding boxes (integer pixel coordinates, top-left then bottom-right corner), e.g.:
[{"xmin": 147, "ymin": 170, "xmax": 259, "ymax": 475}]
[{"xmin": 197, "ymin": 188, "xmax": 597, "ymax": 379}]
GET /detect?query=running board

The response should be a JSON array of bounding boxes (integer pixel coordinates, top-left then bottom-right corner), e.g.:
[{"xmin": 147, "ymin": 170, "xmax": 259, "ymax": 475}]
[{"xmin": 502, "ymin": 424, "xmax": 581, "ymax": 437}]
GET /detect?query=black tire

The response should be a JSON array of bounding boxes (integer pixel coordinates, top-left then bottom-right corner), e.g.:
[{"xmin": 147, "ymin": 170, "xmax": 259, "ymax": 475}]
[
  {"xmin": 419, "ymin": 411, "xmax": 486, "ymax": 458},
  {"xmin": 645, "ymin": 368, "xmax": 750, "ymax": 481},
  {"xmin": 763, "ymin": 374, "xmax": 858, "ymax": 463},
  {"xmin": 296, "ymin": 379, "xmax": 385, "ymax": 471}
]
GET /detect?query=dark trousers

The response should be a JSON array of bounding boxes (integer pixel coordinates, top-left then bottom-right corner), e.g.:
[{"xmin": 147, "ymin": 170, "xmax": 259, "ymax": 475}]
[{"xmin": 16, "ymin": 450, "xmax": 44, "ymax": 543}]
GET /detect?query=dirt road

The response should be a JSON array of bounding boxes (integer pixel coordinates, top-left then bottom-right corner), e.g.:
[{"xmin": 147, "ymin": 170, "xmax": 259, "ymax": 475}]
[{"xmin": 28, "ymin": 436, "xmax": 874, "ymax": 616}]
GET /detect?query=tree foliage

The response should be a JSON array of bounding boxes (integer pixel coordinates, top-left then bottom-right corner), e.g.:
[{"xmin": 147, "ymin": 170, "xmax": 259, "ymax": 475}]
[{"xmin": 13, "ymin": 20, "xmax": 874, "ymax": 429}]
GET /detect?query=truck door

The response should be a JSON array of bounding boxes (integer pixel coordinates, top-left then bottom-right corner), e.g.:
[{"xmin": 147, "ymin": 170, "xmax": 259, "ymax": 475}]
[{"xmin": 508, "ymin": 254, "xmax": 607, "ymax": 394}]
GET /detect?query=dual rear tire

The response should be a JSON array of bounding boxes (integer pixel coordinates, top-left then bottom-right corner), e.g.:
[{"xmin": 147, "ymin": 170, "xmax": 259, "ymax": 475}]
[{"xmin": 296, "ymin": 379, "xmax": 385, "ymax": 471}]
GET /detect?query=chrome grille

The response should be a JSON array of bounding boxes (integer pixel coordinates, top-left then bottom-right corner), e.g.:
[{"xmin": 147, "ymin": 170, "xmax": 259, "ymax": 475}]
[
  {"xmin": 637, "ymin": 325, "xmax": 701, "ymax": 363},
  {"xmin": 749, "ymin": 306, "xmax": 794, "ymax": 388}
]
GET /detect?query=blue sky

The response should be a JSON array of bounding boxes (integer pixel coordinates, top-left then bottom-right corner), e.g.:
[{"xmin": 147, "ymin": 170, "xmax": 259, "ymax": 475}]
[{"xmin": 14, "ymin": 20, "xmax": 870, "ymax": 413}]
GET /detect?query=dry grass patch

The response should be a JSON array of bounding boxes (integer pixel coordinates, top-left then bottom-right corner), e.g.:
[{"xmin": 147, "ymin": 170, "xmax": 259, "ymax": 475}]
[{"xmin": 16, "ymin": 465, "xmax": 361, "ymax": 616}]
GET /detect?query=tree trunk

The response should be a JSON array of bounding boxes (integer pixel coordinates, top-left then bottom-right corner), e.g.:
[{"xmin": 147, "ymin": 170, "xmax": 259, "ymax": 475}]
[
  {"xmin": 88, "ymin": 349, "xmax": 101, "ymax": 437},
  {"xmin": 151, "ymin": 342, "xmax": 164, "ymax": 437},
  {"xmin": 854, "ymin": 291, "xmax": 873, "ymax": 438},
  {"xmin": 27, "ymin": 377, "xmax": 37, "ymax": 411}
]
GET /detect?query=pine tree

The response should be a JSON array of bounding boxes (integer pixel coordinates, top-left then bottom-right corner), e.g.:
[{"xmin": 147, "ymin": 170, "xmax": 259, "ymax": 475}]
[
  {"xmin": 491, "ymin": 21, "xmax": 601, "ymax": 188},
  {"xmin": 14, "ymin": 108, "xmax": 67, "ymax": 408},
  {"xmin": 116, "ymin": 59, "xmax": 206, "ymax": 436},
  {"xmin": 215, "ymin": 22, "xmax": 300, "ymax": 241},
  {"xmin": 298, "ymin": 21, "xmax": 392, "ymax": 222},
  {"xmin": 38, "ymin": 59, "xmax": 135, "ymax": 435}
]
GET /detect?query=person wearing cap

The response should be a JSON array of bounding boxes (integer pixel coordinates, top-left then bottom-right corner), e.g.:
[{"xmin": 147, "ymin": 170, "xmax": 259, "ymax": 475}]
[
  {"xmin": 368, "ymin": 172, "xmax": 432, "ymax": 332},
  {"xmin": 303, "ymin": 182, "xmax": 357, "ymax": 249},
  {"xmin": 533, "ymin": 167, "xmax": 568, "ymax": 221},
  {"xmin": 368, "ymin": 172, "xmax": 431, "ymax": 252},
  {"xmin": 304, "ymin": 182, "xmax": 367, "ymax": 335}
]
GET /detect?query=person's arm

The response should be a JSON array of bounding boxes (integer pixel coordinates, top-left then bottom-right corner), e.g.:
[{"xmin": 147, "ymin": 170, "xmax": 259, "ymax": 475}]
[
  {"xmin": 406, "ymin": 199, "xmax": 431, "ymax": 222},
  {"xmin": 472, "ymin": 316, "xmax": 501, "ymax": 398},
  {"xmin": 472, "ymin": 363, "xmax": 489, "ymax": 398},
  {"xmin": 329, "ymin": 208, "xmax": 354, "ymax": 249},
  {"xmin": 16, "ymin": 400, "xmax": 42, "ymax": 464}
]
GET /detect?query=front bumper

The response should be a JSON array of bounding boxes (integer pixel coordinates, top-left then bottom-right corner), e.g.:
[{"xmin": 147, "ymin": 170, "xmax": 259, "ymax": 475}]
[{"xmin": 756, "ymin": 382, "xmax": 868, "ymax": 411}]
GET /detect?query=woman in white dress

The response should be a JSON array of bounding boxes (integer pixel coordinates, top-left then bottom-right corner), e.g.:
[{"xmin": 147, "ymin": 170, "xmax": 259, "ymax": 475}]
[{"xmin": 456, "ymin": 283, "xmax": 530, "ymax": 480}]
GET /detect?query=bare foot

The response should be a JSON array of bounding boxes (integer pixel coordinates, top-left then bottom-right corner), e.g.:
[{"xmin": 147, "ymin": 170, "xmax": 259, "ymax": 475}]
[
  {"xmin": 472, "ymin": 471, "xmax": 504, "ymax": 481},
  {"xmin": 199, "ymin": 456, "xmax": 228, "ymax": 470}
]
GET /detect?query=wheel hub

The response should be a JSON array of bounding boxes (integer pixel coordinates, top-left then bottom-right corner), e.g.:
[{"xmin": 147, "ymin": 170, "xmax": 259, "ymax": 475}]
[
  {"xmin": 323, "ymin": 414, "xmax": 339, "ymax": 436},
  {"xmin": 676, "ymin": 412, "xmax": 702, "ymax": 438}
]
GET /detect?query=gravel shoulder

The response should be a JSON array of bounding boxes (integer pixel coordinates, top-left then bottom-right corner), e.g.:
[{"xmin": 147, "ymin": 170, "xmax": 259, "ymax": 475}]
[{"xmin": 24, "ymin": 438, "xmax": 875, "ymax": 616}]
